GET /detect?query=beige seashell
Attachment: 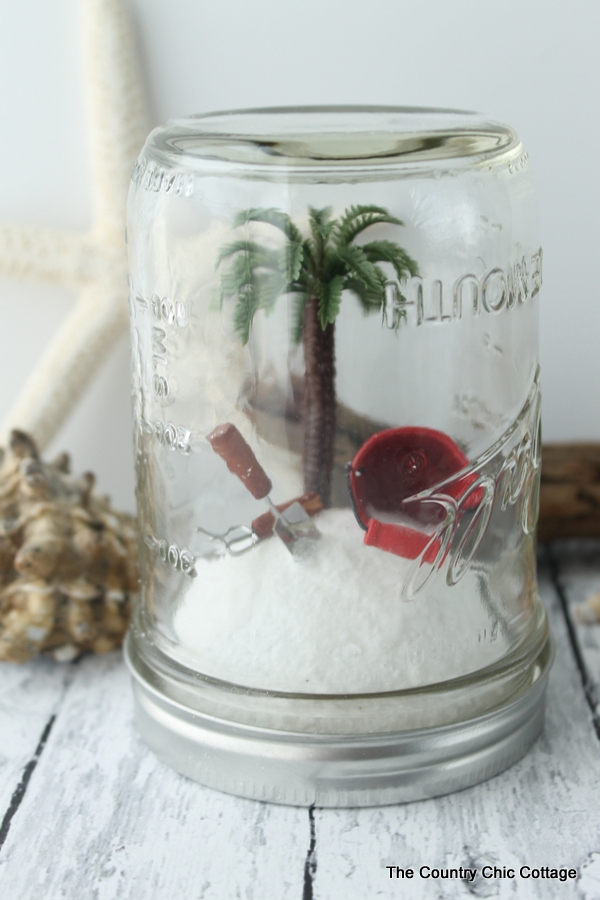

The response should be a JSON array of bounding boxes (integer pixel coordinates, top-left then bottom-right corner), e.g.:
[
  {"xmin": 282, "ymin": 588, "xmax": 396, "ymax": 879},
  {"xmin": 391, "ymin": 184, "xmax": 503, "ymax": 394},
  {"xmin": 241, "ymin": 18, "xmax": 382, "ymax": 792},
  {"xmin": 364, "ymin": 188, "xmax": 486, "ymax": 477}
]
[{"xmin": 0, "ymin": 430, "xmax": 137, "ymax": 662}]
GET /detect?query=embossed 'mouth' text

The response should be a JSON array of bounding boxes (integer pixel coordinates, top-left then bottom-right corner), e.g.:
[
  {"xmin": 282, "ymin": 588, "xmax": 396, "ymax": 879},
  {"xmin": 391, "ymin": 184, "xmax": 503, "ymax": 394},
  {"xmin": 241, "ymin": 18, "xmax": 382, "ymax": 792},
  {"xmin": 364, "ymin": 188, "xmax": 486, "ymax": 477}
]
[{"xmin": 383, "ymin": 249, "xmax": 542, "ymax": 328}]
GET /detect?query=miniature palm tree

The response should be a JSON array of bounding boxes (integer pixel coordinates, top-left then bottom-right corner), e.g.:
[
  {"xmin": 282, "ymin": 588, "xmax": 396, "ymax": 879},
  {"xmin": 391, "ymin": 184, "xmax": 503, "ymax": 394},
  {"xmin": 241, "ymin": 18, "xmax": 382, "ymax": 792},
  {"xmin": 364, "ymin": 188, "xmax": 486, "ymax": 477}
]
[{"xmin": 218, "ymin": 205, "xmax": 419, "ymax": 507}]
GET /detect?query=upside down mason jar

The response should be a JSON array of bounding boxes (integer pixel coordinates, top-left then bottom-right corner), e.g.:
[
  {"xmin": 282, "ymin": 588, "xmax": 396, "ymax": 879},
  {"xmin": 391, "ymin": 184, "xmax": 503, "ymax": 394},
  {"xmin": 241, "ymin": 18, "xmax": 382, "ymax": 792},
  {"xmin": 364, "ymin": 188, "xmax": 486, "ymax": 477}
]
[{"xmin": 125, "ymin": 107, "xmax": 553, "ymax": 806}]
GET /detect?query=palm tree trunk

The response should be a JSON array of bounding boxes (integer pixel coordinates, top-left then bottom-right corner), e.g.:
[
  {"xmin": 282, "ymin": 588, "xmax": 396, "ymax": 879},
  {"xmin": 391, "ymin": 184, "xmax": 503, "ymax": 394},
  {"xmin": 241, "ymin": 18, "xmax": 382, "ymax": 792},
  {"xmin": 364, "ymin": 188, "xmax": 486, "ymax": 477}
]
[{"xmin": 302, "ymin": 297, "xmax": 336, "ymax": 507}]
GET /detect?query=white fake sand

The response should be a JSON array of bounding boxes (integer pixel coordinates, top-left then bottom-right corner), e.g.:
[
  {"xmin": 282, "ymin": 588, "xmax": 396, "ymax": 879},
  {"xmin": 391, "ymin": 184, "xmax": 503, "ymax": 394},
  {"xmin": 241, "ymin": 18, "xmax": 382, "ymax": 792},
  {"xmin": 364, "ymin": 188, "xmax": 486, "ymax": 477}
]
[{"xmin": 173, "ymin": 509, "xmax": 502, "ymax": 696}]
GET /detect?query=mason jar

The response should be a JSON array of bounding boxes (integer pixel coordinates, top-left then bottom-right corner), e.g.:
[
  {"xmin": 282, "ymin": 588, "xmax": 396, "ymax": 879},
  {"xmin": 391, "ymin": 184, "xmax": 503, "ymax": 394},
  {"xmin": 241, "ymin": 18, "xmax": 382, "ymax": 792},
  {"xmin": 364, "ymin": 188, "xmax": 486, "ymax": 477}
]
[{"xmin": 125, "ymin": 107, "xmax": 553, "ymax": 806}]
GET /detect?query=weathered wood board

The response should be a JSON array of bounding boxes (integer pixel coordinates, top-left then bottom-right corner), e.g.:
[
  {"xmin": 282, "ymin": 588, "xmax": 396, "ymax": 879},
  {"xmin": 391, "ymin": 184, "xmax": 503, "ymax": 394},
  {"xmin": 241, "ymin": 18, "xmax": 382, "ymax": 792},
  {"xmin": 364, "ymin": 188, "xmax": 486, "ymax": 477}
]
[
  {"xmin": 0, "ymin": 658, "xmax": 72, "ymax": 826},
  {"xmin": 0, "ymin": 652, "xmax": 307, "ymax": 899},
  {"xmin": 544, "ymin": 541, "xmax": 600, "ymax": 733}
]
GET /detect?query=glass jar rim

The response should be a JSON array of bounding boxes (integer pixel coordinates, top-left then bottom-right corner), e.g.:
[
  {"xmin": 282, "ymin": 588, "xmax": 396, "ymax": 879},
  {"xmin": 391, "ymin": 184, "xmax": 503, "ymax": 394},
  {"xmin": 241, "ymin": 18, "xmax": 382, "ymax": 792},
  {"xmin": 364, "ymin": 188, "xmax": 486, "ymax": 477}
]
[{"xmin": 140, "ymin": 105, "xmax": 522, "ymax": 178}]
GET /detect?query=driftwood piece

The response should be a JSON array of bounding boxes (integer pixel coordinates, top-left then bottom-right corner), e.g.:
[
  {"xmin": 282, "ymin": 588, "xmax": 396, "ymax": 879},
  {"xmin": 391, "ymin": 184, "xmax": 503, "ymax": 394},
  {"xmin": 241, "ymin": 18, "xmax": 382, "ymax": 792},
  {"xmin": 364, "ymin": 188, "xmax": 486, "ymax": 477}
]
[{"xmin": 539, "ymin": 443, "xmax": 600, "ymax": 541}]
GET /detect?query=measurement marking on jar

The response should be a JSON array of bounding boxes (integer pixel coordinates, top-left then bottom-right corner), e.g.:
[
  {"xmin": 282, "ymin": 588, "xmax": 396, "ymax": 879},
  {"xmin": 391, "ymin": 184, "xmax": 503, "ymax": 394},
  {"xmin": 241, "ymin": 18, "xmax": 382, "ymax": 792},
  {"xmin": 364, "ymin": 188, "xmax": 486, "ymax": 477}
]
[
  {"xmin": 141, "ymin": 419, "xmax": 191, "ymax": 453},
  {"xmin": 144, "ymin": 534, "xmax": 197, "ymax": 577},
  {"xmin": 382, "ymin": 249, "xmax": 542, "ymax": 329},
  {"xmin": 151, "ymin": 327, "xmax": 168, "ymax": 369},
  {"xmin": 152, "ymin": 374, "xmax": 170, "ymax": 398},
  {"xmin": 134, "ymin": 295, "xmax": 188, "ymax": 327},
  {"xmin": 132, "ymin": 295, "xmax": 186, "ymax": 401},
  {"xmin": 150, "ymin": 325, "xmax": 171, "ymax": 400}
]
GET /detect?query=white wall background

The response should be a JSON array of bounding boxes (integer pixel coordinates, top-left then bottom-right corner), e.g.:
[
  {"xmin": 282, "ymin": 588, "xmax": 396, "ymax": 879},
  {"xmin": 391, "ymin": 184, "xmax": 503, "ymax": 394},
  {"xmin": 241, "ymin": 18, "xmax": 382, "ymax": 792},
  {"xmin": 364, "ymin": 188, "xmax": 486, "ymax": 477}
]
[{"xmin": 0, "ymin": 0, "xmax": 598, "ymax": 511}]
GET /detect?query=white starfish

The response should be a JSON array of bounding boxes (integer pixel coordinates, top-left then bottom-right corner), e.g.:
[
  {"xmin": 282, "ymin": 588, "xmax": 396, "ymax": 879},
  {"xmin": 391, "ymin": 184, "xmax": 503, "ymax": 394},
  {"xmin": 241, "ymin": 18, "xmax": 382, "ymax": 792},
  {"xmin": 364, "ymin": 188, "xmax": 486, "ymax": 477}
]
[{"xmin": 0, "ymin": 0, "xmax": 147, "ymax": 450}]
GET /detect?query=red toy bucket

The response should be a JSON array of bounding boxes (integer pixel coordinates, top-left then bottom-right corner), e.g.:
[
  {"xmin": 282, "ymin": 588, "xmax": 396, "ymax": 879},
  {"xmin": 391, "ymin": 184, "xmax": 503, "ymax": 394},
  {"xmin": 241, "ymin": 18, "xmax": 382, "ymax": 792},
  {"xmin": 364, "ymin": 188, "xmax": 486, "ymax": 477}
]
[{"xmin": 347, "ymin": 427, "xmax": 481, "ymax": 560}]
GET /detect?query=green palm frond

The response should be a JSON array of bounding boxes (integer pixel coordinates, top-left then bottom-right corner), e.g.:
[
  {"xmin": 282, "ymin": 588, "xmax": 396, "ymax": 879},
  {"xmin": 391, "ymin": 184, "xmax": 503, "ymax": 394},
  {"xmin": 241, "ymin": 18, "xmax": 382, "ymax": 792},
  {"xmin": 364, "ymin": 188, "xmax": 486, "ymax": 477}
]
[
  {"xmin": 254, "ymin": 270, "xmax": 289, "ymax": 314},
  {"xmin": 337, "ymin": 204, "xmax": 394, "ymax": 221},
  {"xmin": 360, "ymin": 239, "xmax": 420, "ymax": 280},
  {"xmin": 292, "ymin": 292, "xmax": 308, "ymax": 344},
  {"xmin": 338, "ymin": 213, "xmax": 405, "ymax": 247},
  {"xmin": 336, "ymin": 245, "xmax": 383, "ymax": 293},
  {"xmin": 233, "ymin": 284, "xmax": 261, "ymax": 344},
  {"xmin": 308, "ymin": 206, "xmax": 334, "ymax": 228},
  {"xmin": 217, "ymin": 241, "xmax": 284, "ymax": 271},
  {"xmin": 321, "ymin": 246, "xmax": 349, "ymax": 281},
  {"xmin": 318, "ymin": 274, "xmax": 344, "ymax": 329},
  {"xmin": 219, "ymin": 241, "xmax": 305, "ymax": 296},
  {"xmin": 343, "ymin": 276, "xmax": 380, "ymax": 312},
  {"xmin": 334, "ymin": 205, "xmax": 405, "ymax": 247},
  {"xmin": 233, "ymin": 207, "xmax": 303, "ymax": 243},
  {"xmin": 230, "ymin": 271, "xmax": 289, "ymax": 342},
  {"xmin": 308, "ymin": 206, "xmax": 335, "ymax": 248},
  {"xmin": 220, "ymin": 252, "xmax": 258, "ymax": 295},
  {"xmin": 285, "ymin": 241, "xmax": 305, "ymax": 283}
]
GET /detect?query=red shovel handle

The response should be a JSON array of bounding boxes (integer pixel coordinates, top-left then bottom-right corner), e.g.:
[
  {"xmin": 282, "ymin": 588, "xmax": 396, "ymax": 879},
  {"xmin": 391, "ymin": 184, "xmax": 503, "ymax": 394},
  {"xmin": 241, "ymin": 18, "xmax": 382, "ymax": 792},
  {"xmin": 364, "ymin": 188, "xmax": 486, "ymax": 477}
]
[
  {"xmin": 207, "ymin": 423, "xmax": 272, "ymax": 500},
  {"xmin": 364, "ymin": 520, "xmax": 443, "ymax": 564}
]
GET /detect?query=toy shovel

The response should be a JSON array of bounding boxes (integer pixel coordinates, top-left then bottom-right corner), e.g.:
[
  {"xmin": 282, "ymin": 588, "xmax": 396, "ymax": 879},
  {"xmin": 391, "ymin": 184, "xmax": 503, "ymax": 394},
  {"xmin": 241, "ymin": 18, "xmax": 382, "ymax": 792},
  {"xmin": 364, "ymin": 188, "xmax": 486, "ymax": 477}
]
[{"xmin": 207, "ymin": 423, "xmax": 320, "ymax": 555}]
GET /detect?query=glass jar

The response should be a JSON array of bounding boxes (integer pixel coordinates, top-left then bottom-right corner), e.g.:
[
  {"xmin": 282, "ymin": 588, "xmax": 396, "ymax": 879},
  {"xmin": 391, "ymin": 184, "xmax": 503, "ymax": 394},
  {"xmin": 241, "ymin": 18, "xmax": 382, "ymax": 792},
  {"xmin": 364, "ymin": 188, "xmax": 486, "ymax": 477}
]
[{"xmin": 125, "ymin": 107, "xmax": 553, "ymax": 806}]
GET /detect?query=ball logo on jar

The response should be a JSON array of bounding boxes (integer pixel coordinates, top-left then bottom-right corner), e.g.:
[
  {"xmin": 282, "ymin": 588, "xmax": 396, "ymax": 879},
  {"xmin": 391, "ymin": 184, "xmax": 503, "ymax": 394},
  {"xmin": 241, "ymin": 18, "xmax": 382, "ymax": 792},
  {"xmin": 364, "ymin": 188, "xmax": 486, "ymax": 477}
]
[{"xmin": 402, "ymin": 370, "xmax": 541, "ymax": 600}]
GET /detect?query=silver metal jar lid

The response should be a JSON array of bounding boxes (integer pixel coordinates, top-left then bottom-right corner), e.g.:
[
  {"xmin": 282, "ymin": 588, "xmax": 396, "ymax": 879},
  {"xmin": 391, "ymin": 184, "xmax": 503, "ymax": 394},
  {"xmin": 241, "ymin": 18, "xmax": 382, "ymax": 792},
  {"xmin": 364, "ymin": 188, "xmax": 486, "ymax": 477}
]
[{"xmin": 125, "ymin": 629, "xmax": 554, "ymax": 808}]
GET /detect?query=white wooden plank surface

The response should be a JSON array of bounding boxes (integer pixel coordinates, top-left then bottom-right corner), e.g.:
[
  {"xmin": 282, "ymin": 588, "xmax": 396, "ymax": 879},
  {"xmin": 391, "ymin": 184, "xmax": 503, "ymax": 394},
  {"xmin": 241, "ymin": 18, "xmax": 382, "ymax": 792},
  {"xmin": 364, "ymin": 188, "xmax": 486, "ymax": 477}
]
[
  {"xmin": 548, "ymin": 540, "xmax": 600, "ymax": 702},
  {"xmin": 0, "ymin": 658, "xmax": 73, "ymax": 823},
  {"xmin": 0, "ymin": 652, "xmax": 308, "ymax": 900},
  {"xmin": 541, "ymin": 539, "xmax": 600, "ymax": 900},
  {"xmin": 0, "ymin": 549, "xmax": 599, "ymax": 900}
]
